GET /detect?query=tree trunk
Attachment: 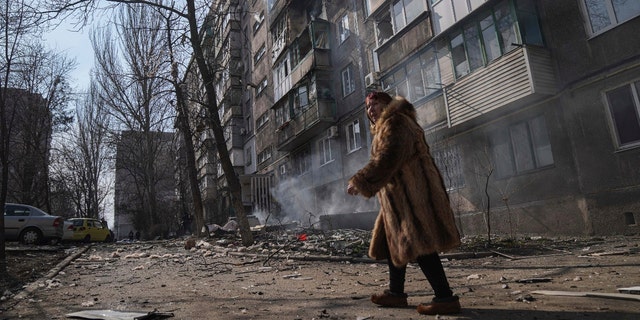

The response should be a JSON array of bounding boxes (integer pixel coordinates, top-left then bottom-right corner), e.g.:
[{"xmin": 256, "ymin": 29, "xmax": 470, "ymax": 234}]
[{"xmin": 185, "ymin": 0, "xmax": 253, "ymax": 246}]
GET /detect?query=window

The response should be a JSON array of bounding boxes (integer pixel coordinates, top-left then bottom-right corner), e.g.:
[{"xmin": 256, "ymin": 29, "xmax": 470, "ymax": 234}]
[
  {"xmin": 447, "ymin": 0, "xmax": 543, "ymax": 79},
  {"xmin": 255, "ymin": 77, "xmax": 267, "ymax": 95},
  {"xmin": 347, "ymin": 119, "xmax": 362, "ymax": 152},
  {"xmin": 605, "ymin": 81, "xmax": 640, "ymax": 148},
  {"xmin": 480, "ymin": 13, "xmax": 501, "ymax": 62},
  {"xmin": 382, "ymin": 46, "xmax": 440, "ymax": 102},
  {"xmin": 433, "ymin": 144, "xmax": 465, "ymax": 190},
  {"xmin": 254, "ymin": 44, "xmax": 266, "ymax": 64},
  {"xmin": 268, "ymin": 0, "xmax": 277, "ymax": 11},
  {"xmin": 392, "ymin": 0, "xmax": 423, "ymax": 31},
  {"xmin": 581, "ymin": 0, "xmax": 640, "ymax": 35},
  {"xmin": 252, "ymin": 11, "xmax": 264, "ymax": 34},
  {"xmin": 342, "ymin": 64, "xmax": 356, "ymax": 97},
  {"xmin": 319, "ymin": 131, "xmax": 334, "ymax": 165},
  {"xmin": 257, "ymin": 146, "xmax": 272, "ymax": 164},
  {"xmin": 256, "ymin": 111, "xmax": 269, "ymax": 130},
  {"xmin": 450, "ymin": 32, "xmax": 470, "ymax": 78},
  {"xmin": 294, "ymin": 148, "xmax": 311, "ymax": 175},
  {"xmin": 293, "ymin": 85, "xmax": 309, "ymax": 115},
  {"xmin": 490, "ymin": 115, "xmax": 554, "ymax": 178},
  {"xmin": 339, "ymin": 13, "xmax": 350, "ymax": 43}
]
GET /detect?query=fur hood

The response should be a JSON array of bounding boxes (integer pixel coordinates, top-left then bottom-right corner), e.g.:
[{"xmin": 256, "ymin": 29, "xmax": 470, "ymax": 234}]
[{"xmin": 350, "ymin": 96, "xmax": 460, "ymax": 267}]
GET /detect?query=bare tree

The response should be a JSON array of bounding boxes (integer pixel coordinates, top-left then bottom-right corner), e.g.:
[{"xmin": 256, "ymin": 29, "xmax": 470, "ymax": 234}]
[
  {"xmin": 8, "ymin": 42, "xmax": 74, "ymax": 211},
  {"xmin": 50, "ymin": 84, "xmax": 112, "ymax": 220},
  {"xmin": 1, "ymin": 0, "xmax": 73, "ymax": 276},
  {"xmin": 163, "ymin": 10, "xmax": 205, "ymax": 236},
  {"xmin": 91, "ymin": 3, "xmax": 176, "ymax": 238},
  {"xmin": 45, "ymin": 0, "xmax": 254, "ymax": 245}
]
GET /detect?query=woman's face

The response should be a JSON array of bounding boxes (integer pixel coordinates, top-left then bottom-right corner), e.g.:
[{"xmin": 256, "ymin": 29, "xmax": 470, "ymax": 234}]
[{"xmin": 366, "ymin": 98, "xmax": 386, "ymax": 124}]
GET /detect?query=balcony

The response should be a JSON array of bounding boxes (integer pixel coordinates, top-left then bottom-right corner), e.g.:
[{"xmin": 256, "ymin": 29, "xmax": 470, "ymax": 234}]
[
  {"xmin": 375, "ymin": 12, "xmax": 432, "ymax": 72},
  {"xmin": 445, "ymin": 46, "xmax": 558, "ymax": 127},
  {"xmin": 276, "ymin": 99, "xmax": 336, "ymax": 151},
  {"xmin": 274, "ymin": 49, "xmax": 330, "ymax": 102}
]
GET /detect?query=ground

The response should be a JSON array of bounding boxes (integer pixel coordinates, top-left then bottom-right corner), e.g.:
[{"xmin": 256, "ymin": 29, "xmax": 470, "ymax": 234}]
[{"xmin": 1, "ymin": 231, "xmax": 639, "ymax": 320}]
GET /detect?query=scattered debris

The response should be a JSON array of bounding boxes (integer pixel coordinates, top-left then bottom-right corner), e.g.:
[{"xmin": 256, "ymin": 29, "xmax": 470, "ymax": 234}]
[
  {"xmin": 515, "ymin": 294, "xmax": 535, "ymax": 302},
  {"xmin": 66, "ymin": 309, "xmax": 174, "ymax": 319},
  {"xmin": 616, "ymin": 286, "xmax": 640, "ymax": 295},
  {"xmin": 531, "ymin": 290, "xmax": 640, "ymax": 301},
  {"xmin": 516, "ymin": 278, "xmax": 552, "ymax": 283}
]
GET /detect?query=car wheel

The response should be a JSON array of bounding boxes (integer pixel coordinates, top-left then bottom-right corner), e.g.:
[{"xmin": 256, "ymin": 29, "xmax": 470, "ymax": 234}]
[
  {"xmin": 83, "ymin": 235, "xmax": 91, "ymax": 243},
  {"xmin": 20, "ymin": 228, "xmax": 43, "ymax": 245}
]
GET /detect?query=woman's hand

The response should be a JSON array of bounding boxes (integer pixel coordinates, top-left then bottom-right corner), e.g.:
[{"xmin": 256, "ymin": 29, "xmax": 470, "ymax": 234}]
[{"xmin": 347, "ymin": 183, "xmax": 359, "ymax": 196}]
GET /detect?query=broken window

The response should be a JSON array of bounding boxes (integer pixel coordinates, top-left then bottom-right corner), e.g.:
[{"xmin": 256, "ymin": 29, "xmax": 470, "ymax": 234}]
[
  {"xmin": 433, "ymin": 144, "xmax": 465, "ymax": 190},
  {"xmin": 312, "ymin": 21, "xmax": 330, "ymax": 49},
  {"xmin": 339, "ymin": 13, "xmax": 350, "ymax": 43},
  {"xmin": 606, "ymin": 81, "xmax": 640, "ymax": 148}
]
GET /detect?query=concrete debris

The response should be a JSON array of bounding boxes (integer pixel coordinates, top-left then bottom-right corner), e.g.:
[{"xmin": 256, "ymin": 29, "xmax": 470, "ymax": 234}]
[
  {"xmin": 516, "ymin": 278, "xmax": 552, "ymax": 283},
  {"xmin": 66, "ymin": 309, "xmax": 174, "ymax": 319},
  {"xmin": 531, "ymin": 290, "xmax": 640, "ymax": 301},
  {"xmin": 515, "ymin": 294, "xmax": 535, "ymax": 302},
  {"xmin": 616, "ymin": 286, "xmax": 640, "ymax": 295}
]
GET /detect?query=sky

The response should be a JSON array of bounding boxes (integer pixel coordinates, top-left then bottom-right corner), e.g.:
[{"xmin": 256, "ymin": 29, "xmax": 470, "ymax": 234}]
[{"xmin": 45, "ymin": 20, "xmax": 95, "ymax": 91}]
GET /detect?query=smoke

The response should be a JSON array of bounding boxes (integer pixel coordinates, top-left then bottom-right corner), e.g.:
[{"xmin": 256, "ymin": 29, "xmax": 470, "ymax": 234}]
[{"xmin": 269, "ymin": 174, "xmax": 378, "ymax": 228}]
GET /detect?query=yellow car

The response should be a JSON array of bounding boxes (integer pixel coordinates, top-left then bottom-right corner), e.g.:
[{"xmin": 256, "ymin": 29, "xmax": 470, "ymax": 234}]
[{"xmin": 69, "ymin": 218, "xmax": 113, "ymax": 243}]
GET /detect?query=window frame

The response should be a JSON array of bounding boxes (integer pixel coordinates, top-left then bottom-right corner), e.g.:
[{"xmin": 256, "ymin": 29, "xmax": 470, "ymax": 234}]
[
  {"xmin": 339, "ymin": 13, "xmax": 350, "ymax": 43},
  {"xmin": 604, "ymin": 80, "xmax": 640, "ymax": 149},
  {"xmin": 341, "ymin": 64, "xmax": 356, "ymax": 97},
  {"xmin": 579, "ymin": 0, "xmax": 640, "ymax": 36},
  {"xmin": 346, "ymin": 119, "xmax": 362, "ymax": 153},
  {"xmin": 490, "ymin": 115, "xmax": 554, "ymax": 178},
  {"xmin": 318, "ymin": 132, "xmax": 335, "ymax": 166}
]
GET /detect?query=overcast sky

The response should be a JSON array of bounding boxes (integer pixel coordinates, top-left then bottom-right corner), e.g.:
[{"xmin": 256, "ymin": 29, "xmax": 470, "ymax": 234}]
[{"xmin": 45, "ymin": 20, "xmax": 95, "ymax": 91}]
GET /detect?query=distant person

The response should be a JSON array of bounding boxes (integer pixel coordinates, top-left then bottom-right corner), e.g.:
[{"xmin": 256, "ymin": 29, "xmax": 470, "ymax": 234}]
[
  {"xmin": 347, "ymin": 92, "xmax": 462, "ymax": 315},
  {"xmin": 135, "ymin": 231, "xmax": 141, "ymax": 240},
  {"xmin": 128, "ymin": 230, "xmax": 134, "ymax": 241}
]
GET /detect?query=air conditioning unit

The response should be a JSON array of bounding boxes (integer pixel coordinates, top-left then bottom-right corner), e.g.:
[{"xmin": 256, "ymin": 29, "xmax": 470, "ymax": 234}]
[
  {"xmin": 364, "ymin": 72, "xmax": 377, "ymax": 88},
  {"xmin": 328, "ymin": 126, "xmax": 339, "ymax": 138}
]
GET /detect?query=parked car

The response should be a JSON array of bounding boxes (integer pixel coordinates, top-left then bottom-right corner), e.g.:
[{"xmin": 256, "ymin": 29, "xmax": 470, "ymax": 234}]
[
  {"xmin": 3, "ymin": 203, "xmax": 64, "ymax": 245},
  {"xmin": 63, "ymin": 220, "xmax": 75, "ymax": 241},
  {"xmin": 68, "ymin": 218, "xmax": 113, "ymax": 243}
]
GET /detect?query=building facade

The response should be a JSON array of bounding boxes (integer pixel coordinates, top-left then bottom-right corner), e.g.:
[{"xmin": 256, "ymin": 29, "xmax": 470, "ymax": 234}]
[{"xmin": 190, "ymin": 0, "xmax": 640, "ymax": 236}]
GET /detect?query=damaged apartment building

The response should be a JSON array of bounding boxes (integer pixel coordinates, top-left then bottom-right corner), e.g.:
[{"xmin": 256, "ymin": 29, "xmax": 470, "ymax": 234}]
[{"xmin": 183, "ymin": 0, "xmax": 640, "ymax": 237}]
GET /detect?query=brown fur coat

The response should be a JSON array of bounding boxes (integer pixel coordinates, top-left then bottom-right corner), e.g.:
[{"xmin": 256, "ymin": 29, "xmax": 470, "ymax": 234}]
[{"xmin": 349, "ymin": 96, "xmax": 461, "ymax": 267}]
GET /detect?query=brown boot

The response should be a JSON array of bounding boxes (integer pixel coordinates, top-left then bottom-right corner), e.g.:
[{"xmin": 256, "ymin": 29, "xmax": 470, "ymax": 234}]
[
  {"xmin": 416, "ymin": 296, "xmax": 461, "ymax": 315},
  {"xmin": 371, "ymin": 290, "xmax": 408, "ymax": 307}
]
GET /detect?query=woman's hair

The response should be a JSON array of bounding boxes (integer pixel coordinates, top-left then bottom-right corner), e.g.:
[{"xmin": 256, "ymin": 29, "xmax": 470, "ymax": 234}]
[{"xmin": 366, "ymin": 91, "xmax": 393, "ymax": 105}]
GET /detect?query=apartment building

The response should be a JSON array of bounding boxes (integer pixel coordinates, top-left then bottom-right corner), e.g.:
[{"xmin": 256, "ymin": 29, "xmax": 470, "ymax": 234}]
[{"xmin": 191, "ymin": 0, "xmax": 640, "ymax": 236}]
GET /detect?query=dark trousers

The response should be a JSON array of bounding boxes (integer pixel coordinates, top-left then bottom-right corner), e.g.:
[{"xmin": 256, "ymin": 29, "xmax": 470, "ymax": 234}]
[{"xmin": 388, "ymin": 251, "xmax": 454, "ymax": 299}]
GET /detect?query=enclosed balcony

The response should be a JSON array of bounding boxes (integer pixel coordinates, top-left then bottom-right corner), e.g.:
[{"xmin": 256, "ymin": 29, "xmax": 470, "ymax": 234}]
[
  {"xmin": 444, "ymin": 46, "xmax": 558, "ymax": 127},
  {"xmin": 275, "ymin": 95, "xmax": 336, "ymax": 151}
]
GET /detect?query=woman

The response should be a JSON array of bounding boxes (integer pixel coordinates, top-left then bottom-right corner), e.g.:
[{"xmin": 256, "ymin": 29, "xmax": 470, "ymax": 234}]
[{"xmin": 347, "ymin": 92, "xmax": 461, "ymax": 315}]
